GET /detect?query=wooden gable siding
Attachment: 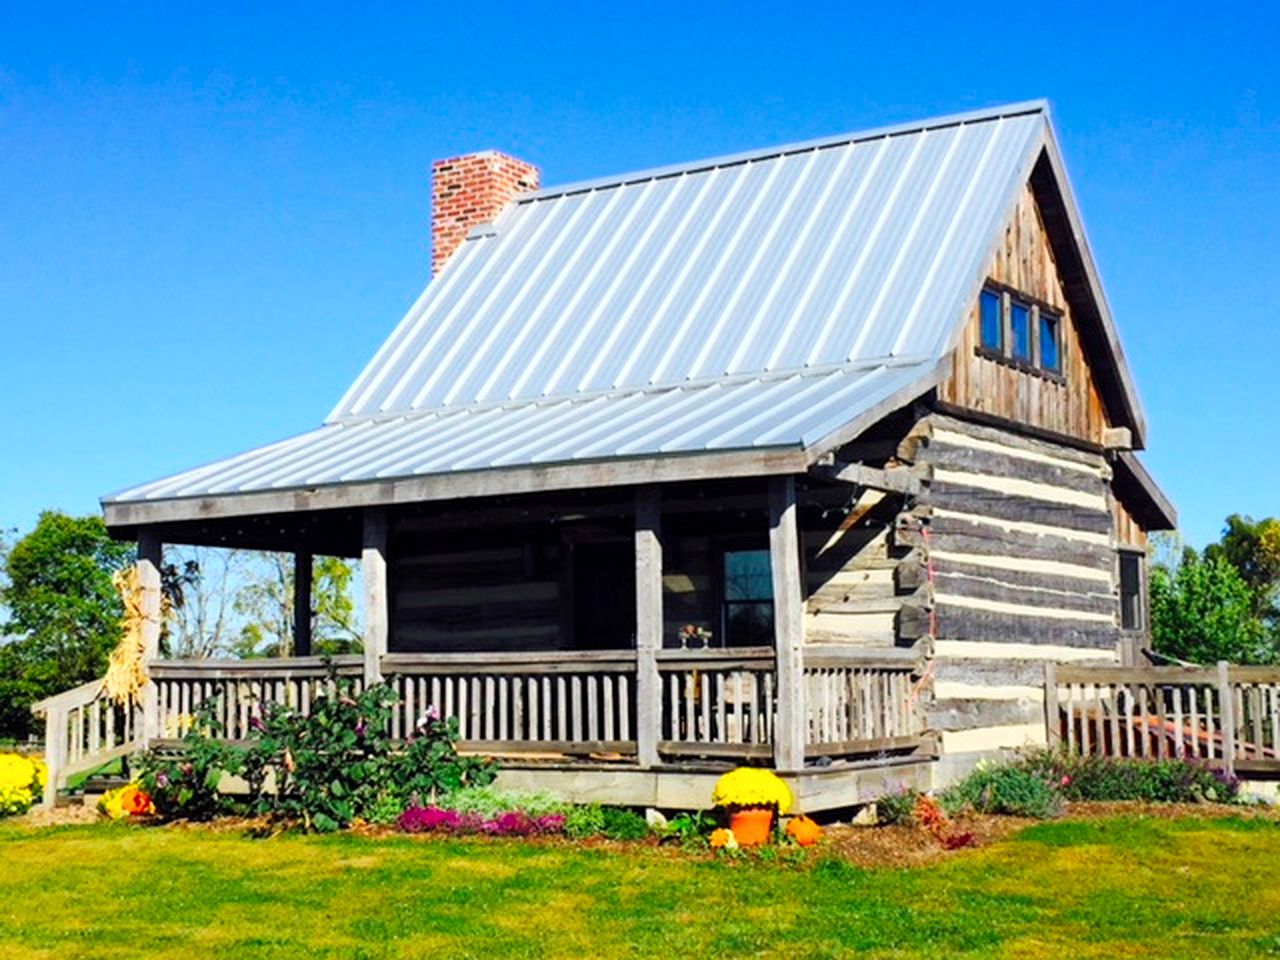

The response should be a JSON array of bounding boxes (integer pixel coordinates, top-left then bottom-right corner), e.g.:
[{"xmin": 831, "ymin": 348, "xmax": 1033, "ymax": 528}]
[
  {"xmin": 937, "ymin": 183, "xmax": 1109, "ymax": 446},
  {"xmin": 1113, "ymin": 497, "xmax": 1148, "ymax": 550}
]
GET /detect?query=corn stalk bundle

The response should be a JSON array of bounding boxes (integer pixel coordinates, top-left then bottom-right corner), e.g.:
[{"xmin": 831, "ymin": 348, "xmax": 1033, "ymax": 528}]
[{"xmin": 103, "ymin": 566, "xmax": 167, "ymax": 706}]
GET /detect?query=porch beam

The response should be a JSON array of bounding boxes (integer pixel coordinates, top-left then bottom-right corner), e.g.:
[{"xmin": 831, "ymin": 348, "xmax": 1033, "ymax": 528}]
[
  {"xmin": 809, "ymin": 459, "xmax": 928, "ymax": 496},
  {"xmin": 293, "ymin": 551, "xmax": 313, "ymax": 658},
  {"xmin": 137, "ymin": 532, "xmax": 163, "ymax": 742},
  {"xmin": 769, "ymin": 476, "xmax": 806, "ymax": 772},
  {"xmin": 634, "ymin": 487, "xmax": 663, "ymax": 769},
  {"xmin": 362, "ymin": 510, "xmax": 388, "ymax": 685}
]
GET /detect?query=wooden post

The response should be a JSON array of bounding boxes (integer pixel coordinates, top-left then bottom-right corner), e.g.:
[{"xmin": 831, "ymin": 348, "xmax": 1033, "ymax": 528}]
[
  {"xmin": 769, "ymin": 476, "xmax": 806, "ymax": 772},
  {"xmin": 1216, "ymin": 660, "xmax": 1236, "ymax": 777},
  {"xmin": 294, "ymin": 551, "xmax": 313, "ymax": 658},
  {"xmin": 41, "ymin": 704, "xmax": 63, "ymax": 808},
  {"xmin": 634, "ymin": 488, "xmax": 663, "ymax": 768},
  {"xmin": 1043, "ymin": 661, "xmax": 1061, "ymax": 749},
  {"xmin": 137, "ymin": 533, "xmax": 163, "ymax": 742},
  {"xmin": 362, "ymin": 511, "xmax": 389, "ymax": 686}
]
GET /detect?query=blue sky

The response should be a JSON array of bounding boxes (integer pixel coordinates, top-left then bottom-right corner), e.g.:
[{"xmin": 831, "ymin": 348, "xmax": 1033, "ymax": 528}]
[{"xmin": 0, "ymin": 2, "xmax": 1275, "ymax": 548}]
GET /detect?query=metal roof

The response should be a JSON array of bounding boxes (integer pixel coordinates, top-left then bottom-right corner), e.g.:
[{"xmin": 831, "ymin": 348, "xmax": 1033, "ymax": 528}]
[
  {"xmin": 106, "ymin": 100, "xmax": 1122, "ymax": 516},
  {"xmin": 108, "ymin": 360, "xmax": 934, "ymax": 503}
]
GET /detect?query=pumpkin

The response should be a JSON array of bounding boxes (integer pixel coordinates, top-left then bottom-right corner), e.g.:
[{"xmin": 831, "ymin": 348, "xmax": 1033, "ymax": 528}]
[
  {"xmin": 709, "ymin": 828, "xmax": 738, "ymax": 849},
  {"xmin": 785, "ymin": 815, "xmax": 823, "ymax": 847}
]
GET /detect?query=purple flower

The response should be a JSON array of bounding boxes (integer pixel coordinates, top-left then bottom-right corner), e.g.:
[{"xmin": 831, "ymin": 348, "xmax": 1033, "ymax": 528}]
[
  {"xmin": 156, "ymin": 772, "xmax": 170, "ymax": 789},
  {"xmin": 249, "ymin": 715, "xmax": 266, "ymax": 733},
  {"xmin": 424, "ymin": 705, "xmax": 441, "ymax": 723},
  {"xmin": 355, "ymin": 719, "xmax": 367, "ymax": 737}
]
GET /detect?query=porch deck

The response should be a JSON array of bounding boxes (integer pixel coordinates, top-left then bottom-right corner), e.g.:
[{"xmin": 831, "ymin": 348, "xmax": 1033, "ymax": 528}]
[{"xmin": 36, "ymin": 645, "xmax": 934, "ymax": 811}]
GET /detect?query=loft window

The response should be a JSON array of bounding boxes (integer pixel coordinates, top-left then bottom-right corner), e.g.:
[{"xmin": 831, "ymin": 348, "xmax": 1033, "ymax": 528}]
[
  {"xmin": 1010, "ymin": 301, "xmax": 1032, "ymax": 362},
  {"xmin": 1119, "ymin": 551, "xmax": 1145, "ymax": 631},
  {"xmin": 1039, "ymin": 311, "xmax": 1062, "ymax": 373},
  {"xmin": 979, "ymin": 288, "xmax": 1003, "ymax": 351},
  {"xmin": 721, "ymin": 549, "xmax": 774, "ymax": 647},
  {"xmin": 977, "ymin": 285, "xmax": 1063, "ymax": 376}
]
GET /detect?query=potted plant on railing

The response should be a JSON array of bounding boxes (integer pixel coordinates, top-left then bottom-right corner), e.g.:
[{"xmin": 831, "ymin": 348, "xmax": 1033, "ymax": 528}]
[{"xmin": 711, "ymin": 767, "xmax": 793, "ymax": 846}]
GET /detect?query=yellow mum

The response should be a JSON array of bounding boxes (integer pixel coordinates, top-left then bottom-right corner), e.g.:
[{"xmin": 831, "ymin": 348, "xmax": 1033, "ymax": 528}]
[
  {"xmin": 0, "ymin": 753, "xmax": 44, "ymax": 816},
  {"xmin": 711, "ymin": 767, "xmax": 793, "ymax": 813}
]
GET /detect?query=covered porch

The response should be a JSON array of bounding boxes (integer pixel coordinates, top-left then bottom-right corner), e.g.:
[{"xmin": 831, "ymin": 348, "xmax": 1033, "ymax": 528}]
[{"xmin": 43, "ymin": 474, "xmax": 935, "ymax": 809}]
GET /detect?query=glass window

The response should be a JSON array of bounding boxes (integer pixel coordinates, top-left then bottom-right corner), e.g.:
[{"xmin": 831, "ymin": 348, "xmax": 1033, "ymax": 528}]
[
  {"xmin": 1011, "ymin": 301, "xmax": 1031, "ymax": 361},
  {"xmin": 1040, "ymin": 312, "xmax": 1062, "ymax": 373},
  {"xmin": 1119, "ymin": 552, "xmax": 1144, "ymax": 631},
  {"xmin": 979, "ymin": 289, "xmax": 1002, "ymax": 351},
  {"xmin": 722, "ymin": 549, "xmax": 774, "ymax": 646}
]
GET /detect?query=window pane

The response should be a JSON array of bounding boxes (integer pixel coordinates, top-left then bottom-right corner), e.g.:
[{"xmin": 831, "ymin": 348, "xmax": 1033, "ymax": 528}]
[
  {"xmin": 1011, "ymin": 302, "xmax": 1031, "ymax": 361},
  {"xmin": 724, "ymin": 550, "xmax": 772, "ymax": 601},
  {"xmin": 1040, "ymin": 313, "xmax": 1061, "ymax": 372},
  {"xmin": 979, "ymin": 289, "xmax": 1002, "ymax": 350},
  {"xmin": 726, "ymin": 602, "xmax": 775, "ymax": 646},
  {"xmin": 1119, "ymin": 553, "xmax": 1143, "ymax": 631}
]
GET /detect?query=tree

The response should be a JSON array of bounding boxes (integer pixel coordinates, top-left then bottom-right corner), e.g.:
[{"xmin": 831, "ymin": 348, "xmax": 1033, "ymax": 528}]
[
  {"xmin": 1150, "ymin": 552, "xmax": 1272, "ymax": 665},
  {"xmin": 1204, "ymin": 514, "xmax": 1280, "ymax": 627},
  {"xmin": 0, "ymin": 512, "xmax": 134, "ymax": 739},
  {"xmin": 162, "ymin": 546, "xmax": 250, "ymax": 659},
  {"xmin": 233, "ymin": 553, "xmax": 362, "ymax": 658}
]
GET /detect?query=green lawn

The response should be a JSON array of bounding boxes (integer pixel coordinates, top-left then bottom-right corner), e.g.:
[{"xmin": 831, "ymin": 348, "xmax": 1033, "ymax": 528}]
[{"xmin": 1, "ymin": 816, "xmax": 1278, "ymax": 959}]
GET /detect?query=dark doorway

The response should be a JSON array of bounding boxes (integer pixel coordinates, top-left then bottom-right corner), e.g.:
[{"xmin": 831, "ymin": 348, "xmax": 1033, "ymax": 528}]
[{"xmin": 570, "ymin": 540, "xmax": 636, "ymax": 649}]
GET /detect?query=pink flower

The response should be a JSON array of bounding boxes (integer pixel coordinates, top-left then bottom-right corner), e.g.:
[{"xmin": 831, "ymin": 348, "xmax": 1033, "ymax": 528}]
[{"xmin": 1060, "ymin": 775, "xmax": 1072, "ymax": 787}]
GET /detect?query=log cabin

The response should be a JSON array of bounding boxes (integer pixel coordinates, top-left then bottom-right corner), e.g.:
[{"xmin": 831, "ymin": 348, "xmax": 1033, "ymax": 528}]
[{"xmin": 38, "ymin": 100, "xmax": 1176, "ymax": 810}]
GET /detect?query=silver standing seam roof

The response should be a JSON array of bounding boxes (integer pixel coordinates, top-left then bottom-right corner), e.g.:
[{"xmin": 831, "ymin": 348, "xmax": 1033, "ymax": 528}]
[{"xmin": 105, "ymin": 101, "xmax": 1144, "ymax": 519}]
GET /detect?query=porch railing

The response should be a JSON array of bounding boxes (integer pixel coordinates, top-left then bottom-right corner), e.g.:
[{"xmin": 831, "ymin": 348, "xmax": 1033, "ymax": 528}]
[
  {"xmin": 1045, "ymin": 662, "xmax": 1280, "ymax": 775},
  {"xmin": 151, "ymin": 655, "xmax": 363, "ymax": 740},
  {"xmin": 35, "ymin": 646, "xmax": 931, "ymax": 805},
  {"xmin": 381, "ymin": 652, "xmax": 637, "ymax": 756},
  {"xmin": 805, "ymin": 647, "xmax": 923, "ymax": 757},
  {"xmin": 32, "ymin": 680, "xmax": 143, "ymax": 807}
]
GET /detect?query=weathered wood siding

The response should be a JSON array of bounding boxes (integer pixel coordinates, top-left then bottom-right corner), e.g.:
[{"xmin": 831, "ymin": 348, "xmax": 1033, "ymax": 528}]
[
  {"xmin": 900, "ymin": 412, "xmax": 1122, "ymax": 757},
  {"xmin": 1112, "ymin": 497, "xmax": 1148, "ymax": 550},
  {"xmin": 802, "ymin": 489, "xmax": 916, "ymax": 647},
  {"xmin": 937, "ymin": 183, "xmax": 1109, "ymax": 446},
  {"xmin": 390, "ymin": 524, "xmax": 566, "ymax": 652}
]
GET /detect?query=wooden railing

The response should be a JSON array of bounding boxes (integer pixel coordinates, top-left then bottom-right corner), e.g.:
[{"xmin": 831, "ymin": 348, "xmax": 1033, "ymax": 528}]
[
  {"xmin": 32, "ymin": 680, "xmax": 143, "ymax": 807},
  {"xmin": 656, "ymin": 648, "xmax": 776, "ymax": 759},
  {"xmin": 1046, "ymin": 662, "xmax": 1280, "ymax": 775},
  {"xmin": 805, "ymin": 647, "xmax": 923, "ymax": 758},
  {"xmin": 381, "ymin": 652, "xmax": 638, "ymax": 757},
  {"xmin": 151, "ymin": 656, "xmax": 363, "ymax": 740},
  {"xmin": 34, "ymin": 646, "xmax": 933, "ymax": 805}
]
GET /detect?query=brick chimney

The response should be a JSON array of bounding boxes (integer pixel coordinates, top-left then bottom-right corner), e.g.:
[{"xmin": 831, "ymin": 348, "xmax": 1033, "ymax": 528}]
[{"xmin": 431, "ymin": 150, "xmax": 540, "ymax": 274}]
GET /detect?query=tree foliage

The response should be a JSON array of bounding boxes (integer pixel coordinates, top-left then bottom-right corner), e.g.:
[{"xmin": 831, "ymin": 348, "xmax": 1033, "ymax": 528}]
[
  {"xmin": 1151, "ymin": 515, "xmax": 1280, "ymax": 665},
  {"xmin": 0, "ymin": 512, "xmax": 134, "ymax": 739}
]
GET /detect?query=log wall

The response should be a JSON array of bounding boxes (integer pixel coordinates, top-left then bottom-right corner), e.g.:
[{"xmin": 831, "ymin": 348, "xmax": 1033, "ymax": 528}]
[
  {"xmin": 898, "ymin": 412, "xmax": 1123, "ymax": 760},
  {"xmin": 937, "ymin": 183, "xmax": 1110, "ymax": 446}
]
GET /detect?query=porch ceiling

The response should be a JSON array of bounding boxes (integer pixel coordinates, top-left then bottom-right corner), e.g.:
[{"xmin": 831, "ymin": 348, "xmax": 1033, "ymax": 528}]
[{"xmin": 103, "ymin": 359, "xmax": 937, "ymax": 527}]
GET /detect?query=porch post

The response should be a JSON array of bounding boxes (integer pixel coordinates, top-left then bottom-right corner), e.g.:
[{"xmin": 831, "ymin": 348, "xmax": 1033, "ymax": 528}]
[
  {"xmin": 769, "ymin": 476, "xmax": 806, "ymax": 772},
  {"xmin": 362, "ymin": 510, "xmax": 388, "ymax": 686},
  {"xmin": 137, "ymin": 532, "xmax": 163, "ymax": 742},
  {"xmin": 293, "ymin": 552, "xmax": 313, "ymax": 657},
  {"xmin": 634, "ymin": 488, "xmax": 663, "ymax": 768}
]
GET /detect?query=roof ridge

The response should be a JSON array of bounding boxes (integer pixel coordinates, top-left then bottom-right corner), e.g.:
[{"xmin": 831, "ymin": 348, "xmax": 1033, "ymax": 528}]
[
  {"xmin": 519, "ymin": 100, "xmax": 1049, "ymax": 202},
  {"xmin": 324, "ymin": 354, "xmax": 936, "ymax": 428}
]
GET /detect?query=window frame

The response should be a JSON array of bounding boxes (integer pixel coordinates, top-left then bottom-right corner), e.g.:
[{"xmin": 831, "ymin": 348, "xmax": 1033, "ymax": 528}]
[
  {"xmin": 715, "ymin": 541, "xmax": 776, "ymax": 649},
  {"xmin": 974, "ymin": 280, "xmax": 1067, "ymax": 383},
  {"xmin": 1117, "ymin": 548, "xmax": 1147, "ymax": 634}
]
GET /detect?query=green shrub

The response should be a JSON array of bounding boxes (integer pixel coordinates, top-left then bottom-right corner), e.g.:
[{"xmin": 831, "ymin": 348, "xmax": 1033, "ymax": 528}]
[
  {"xmin": 442, "ymin": 785, "xmax": 567, "ymax": 819},
  {"xmin": 655, "ymin": 811, "xmax": 716, "ymax": 846},
  {"xmin": 140, "ymin": 672, "xmax": 496, "ymax": 831},
  {"xmin": 137, "ymin": 702, "xmax": 243, "ymax": 821},
  {"xmin": 563, "ymin": 803, "xmax": 606, "ymax": 839},
  {"xmin": 875, "ymin": 788, "xmax": 921, "ymax": 826},
  {"xmin": 1018, "ymin": 750, "xmax": 1240, "ymax": 804},
  {"xmin": 942, "ymin": 764, "xmax": 1064, "ymax": 819},
  {"xmin": 600, "ymin": 806, "xmax": 651, "ymax": 841}
]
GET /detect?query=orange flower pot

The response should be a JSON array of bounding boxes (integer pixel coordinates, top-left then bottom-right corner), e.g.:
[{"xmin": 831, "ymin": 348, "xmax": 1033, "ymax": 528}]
[{"xmin": 728, "ymin": 806, "xmax": 774, "ymax": 846}]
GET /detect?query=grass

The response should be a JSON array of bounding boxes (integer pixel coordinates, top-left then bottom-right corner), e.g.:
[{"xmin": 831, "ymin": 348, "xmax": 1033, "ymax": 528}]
[{"xmin": 1, "ymin": 816, "xmax": 1279, "ymax": 959}]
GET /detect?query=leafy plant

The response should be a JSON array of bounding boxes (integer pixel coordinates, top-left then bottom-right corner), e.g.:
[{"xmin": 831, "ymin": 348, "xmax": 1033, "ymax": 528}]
[
  {"xmin": 563, "ymin": 803, "xmax": 606, "ymax": 839},
  {"xmin": 137, "ymin": 700, "xmax": 243, "ymax": 821},
  {"xmin": 656, "ymin": 810, "xmax": 716, "ymax": 846},
  {"xmin": 442, "ymin": 785, "xmax": 567, "ymax": 819},
  {"xmin": 1018, "ymin": 750, "xmax": 1241, "ymax": 804},
  {"xmin": 942, "ymin": 764, "xmax": 1064, "ymax": 819},
  {"xmin": 875, "ymin": 787, "xmax": 922, "ymax": 826},
  {"xmin": 600, "ymin": 806, "xmax": 651, "ymax": 841}
]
